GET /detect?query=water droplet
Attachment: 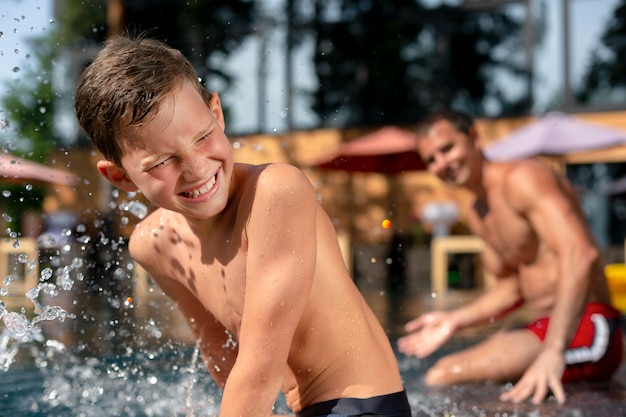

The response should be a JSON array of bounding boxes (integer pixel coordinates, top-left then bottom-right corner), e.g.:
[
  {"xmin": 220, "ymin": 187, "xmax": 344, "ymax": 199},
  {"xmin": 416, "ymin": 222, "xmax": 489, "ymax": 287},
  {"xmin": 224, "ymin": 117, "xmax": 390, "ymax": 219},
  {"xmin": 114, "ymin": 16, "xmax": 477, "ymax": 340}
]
[
  {"xmin": 2, "ymin": 312, "xmax": 31, "ymax": 338},
  {"xmin": 40, "ymin": 267, "xmax": 53, "ymax": 281},
  {"xmin": 118, "ymin": 200, "xmax": 148, "ymax": 219},
  {"xmin": 3, "ymin": 274, "xmax": 16, "ymax": 286}
]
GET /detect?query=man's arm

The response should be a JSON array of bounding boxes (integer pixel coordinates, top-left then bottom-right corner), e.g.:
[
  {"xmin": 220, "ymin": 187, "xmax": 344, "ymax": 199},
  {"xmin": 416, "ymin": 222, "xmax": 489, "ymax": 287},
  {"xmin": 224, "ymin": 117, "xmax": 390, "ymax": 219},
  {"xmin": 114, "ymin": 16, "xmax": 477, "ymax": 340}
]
[
  {"xmin": 449, "ymin": 273, "xmax": 522, "ymax": 327},
  {"xmin": 399, "ymin": 273, "xmax": 522, "ymax": 358},
  {"xmin": 219, "ymin": 164, "xmax": 318, "ymax": 417},
  {"xmin": 500, "ymin": 160, "xmax": 599, "ymax": 404}
]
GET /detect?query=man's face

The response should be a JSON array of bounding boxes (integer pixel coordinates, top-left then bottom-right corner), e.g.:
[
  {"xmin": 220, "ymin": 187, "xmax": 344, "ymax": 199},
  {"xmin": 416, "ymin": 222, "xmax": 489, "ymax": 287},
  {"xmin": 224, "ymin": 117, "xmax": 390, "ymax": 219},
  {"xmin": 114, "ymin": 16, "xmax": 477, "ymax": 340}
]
[
  {"xmin": 116, "ymin": 81, "xmax": 234, "ymax": 220},
  {"xmin": 416, "ymin": 119, "xmax": 477, "ymax": 187}
]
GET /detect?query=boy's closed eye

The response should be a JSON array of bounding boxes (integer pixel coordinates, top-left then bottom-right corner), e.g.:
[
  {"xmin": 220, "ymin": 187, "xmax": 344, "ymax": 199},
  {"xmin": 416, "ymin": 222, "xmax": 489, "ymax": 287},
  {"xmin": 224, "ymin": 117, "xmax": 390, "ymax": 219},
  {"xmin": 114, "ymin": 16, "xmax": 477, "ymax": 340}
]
[{"xmin": 150, "ymin": 157, "xmax": 173, "ymax": 171}]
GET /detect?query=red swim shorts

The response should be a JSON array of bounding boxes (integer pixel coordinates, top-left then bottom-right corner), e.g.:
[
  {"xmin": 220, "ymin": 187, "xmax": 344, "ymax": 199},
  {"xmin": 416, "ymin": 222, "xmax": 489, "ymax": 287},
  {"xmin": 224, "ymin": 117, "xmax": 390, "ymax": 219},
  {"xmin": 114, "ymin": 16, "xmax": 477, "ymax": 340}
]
[{"xmin": 525, "ymin": 302, "xmax": 623, "ymax": 383}]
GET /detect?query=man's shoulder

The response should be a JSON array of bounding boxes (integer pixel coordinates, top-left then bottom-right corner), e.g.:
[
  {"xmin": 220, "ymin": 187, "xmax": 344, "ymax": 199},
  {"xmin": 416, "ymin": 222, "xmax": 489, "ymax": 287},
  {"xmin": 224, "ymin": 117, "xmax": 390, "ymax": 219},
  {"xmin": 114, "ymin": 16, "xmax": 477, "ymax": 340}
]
[{"xmin": 494, "ymin": 158, "xmax": 556, "ymax": 184}]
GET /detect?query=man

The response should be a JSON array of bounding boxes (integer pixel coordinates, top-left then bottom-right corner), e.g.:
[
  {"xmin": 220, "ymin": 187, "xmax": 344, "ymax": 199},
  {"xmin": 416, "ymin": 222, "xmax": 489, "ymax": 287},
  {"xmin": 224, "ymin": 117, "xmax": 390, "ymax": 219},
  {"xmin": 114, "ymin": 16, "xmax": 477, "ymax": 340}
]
[{"xmin": 397, "ymin": 110, "xmax": 622, "ymax": 405}]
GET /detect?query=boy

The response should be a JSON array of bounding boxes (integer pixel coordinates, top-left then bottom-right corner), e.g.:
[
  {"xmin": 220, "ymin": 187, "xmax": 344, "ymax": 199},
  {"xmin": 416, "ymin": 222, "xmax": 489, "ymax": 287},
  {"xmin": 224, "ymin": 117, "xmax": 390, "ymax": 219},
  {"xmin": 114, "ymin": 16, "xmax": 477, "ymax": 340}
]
[
  {"xmin": 397, "ymin": 110, "xmax": 622, "ymax": 405},
  {"xmin": 74, "ymin": 35, "xmax": 411, "ymax": 417}
]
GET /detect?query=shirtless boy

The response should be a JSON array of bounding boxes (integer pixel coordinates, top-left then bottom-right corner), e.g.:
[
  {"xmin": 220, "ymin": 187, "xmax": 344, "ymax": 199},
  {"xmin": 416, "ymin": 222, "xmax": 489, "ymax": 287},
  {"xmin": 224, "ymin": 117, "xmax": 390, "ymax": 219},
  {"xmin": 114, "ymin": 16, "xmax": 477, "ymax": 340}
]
[
  {"xmin": 397, "ymin": 110, "xmax": 622, "ymax": 404},
  {"xmin": 74, "ymin": 36, "xmax": 411, "ymax": 417}
]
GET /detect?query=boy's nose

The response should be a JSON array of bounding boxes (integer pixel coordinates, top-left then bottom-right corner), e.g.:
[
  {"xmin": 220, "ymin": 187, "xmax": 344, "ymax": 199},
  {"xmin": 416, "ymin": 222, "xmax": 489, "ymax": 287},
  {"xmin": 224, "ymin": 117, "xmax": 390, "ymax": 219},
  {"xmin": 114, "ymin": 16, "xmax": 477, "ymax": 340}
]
[{"xmin": 181, "ymin": 155, "xmax": 208, "ymax": 181}]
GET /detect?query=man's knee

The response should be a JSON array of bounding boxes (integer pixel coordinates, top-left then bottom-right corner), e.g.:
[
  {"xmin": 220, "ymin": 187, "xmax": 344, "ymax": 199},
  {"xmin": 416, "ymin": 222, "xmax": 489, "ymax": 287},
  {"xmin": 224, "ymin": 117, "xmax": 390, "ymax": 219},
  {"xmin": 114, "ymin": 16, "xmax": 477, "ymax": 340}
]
[{"xmin": 424, "ymin": 361, "xmax": 454, "ymax": 386}]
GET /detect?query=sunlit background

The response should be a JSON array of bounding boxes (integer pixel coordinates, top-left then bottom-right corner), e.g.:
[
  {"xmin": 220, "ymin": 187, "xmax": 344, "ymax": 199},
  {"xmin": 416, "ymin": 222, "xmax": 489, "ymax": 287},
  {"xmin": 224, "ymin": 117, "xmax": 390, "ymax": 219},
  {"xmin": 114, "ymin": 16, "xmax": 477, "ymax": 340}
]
[
  {"xmin": 0, "ymin": 0, "xmax": 624, "ymax": 136},
  {"xmin": 1, "ymin": 1, "xmax": 626, "ymax": 416}
]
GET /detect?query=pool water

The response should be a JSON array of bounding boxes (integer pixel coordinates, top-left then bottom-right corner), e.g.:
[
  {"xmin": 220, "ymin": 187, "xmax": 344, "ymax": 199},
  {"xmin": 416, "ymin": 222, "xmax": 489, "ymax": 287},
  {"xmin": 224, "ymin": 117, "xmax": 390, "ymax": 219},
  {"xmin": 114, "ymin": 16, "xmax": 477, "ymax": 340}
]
[
  {"xmin": 1, "ymin": 244, "xmax": 625, "ymax": 417},
  {"xmin": 1, "ymin": 339, "xmax": 625, "ymax": 417}
]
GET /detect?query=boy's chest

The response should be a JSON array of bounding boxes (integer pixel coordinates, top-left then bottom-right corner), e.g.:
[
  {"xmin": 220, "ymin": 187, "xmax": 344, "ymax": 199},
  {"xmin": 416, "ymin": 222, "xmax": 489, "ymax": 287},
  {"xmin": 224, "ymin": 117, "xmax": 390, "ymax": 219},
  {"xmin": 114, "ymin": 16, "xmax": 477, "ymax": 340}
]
[{"xmin": 170, "ymin": 238, "xmax": 248, "ymax": 328}]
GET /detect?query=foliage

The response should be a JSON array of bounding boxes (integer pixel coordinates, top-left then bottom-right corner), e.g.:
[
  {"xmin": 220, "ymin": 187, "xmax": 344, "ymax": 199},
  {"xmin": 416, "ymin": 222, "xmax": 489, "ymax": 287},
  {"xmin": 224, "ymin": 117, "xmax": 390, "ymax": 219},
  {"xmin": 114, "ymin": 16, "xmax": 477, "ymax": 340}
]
[
  {"xmin": 306, "ymin": 0, "xmax": 529, "ymax": 127},
  {"xmin": 1, "ymin": 37, "xmax": 56, "ymax": 158},
  {"xmin": 122, "ymin": 0, "xmax": 257, "ymax": 100},
  {"xmin": 53, "ymin": 0, "xmax": 108, "ymax": 48},
  {"xmin": 0, "ymin": 18, "xmax": 59, "ymax": 231},
  {"xmin": 576, "ymin": 1, "xmax": 626, "ymax": 104}
]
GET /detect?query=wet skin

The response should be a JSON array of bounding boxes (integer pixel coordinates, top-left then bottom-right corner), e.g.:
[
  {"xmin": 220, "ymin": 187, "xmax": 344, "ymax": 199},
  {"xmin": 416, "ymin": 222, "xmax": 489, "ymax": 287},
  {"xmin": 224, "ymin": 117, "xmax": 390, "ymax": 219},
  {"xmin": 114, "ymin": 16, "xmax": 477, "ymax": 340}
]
[
  {"xmin": 398, "ymin": 119, "xmax": 613, "ymax": 405},
  {"xmin": 97, "ymin": 81, "xmax": 405, "ymax": 416}
]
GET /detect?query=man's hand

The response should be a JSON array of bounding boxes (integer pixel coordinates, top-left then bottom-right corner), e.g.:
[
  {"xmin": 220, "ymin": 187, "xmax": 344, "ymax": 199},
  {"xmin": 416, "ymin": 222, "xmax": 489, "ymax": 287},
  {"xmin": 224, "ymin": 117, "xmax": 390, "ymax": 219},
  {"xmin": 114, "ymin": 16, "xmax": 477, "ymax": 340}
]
[
  {"xmin": 397, "ymin": 311, "xmax": 458, "ymax": 358},
  {"xmin": 499, "ymin": 348, "xmax": 566, "ymax": 404}
]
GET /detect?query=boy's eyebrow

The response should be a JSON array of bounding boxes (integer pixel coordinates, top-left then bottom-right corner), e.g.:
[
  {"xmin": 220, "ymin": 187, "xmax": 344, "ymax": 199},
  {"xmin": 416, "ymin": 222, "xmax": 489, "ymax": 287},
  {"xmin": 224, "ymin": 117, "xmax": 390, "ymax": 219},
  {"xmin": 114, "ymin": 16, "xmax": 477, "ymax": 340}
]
[{"xmin": 138, "ymin": 122, "xmax": 215, "ymax": 170}]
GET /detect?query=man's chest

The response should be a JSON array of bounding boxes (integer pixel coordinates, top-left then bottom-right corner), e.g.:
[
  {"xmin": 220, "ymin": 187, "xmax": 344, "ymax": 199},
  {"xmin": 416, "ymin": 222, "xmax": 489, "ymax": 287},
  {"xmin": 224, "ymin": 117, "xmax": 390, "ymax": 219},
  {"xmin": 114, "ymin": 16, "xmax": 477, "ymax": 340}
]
[{"xmin": 470, "ymin": 198, "xmax": 538, "ymax": 265}]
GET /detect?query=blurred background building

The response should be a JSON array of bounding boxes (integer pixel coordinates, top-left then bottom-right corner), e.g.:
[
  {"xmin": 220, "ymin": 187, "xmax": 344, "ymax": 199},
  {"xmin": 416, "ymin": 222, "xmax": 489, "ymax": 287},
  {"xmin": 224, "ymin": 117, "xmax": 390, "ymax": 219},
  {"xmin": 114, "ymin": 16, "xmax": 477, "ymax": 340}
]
[{"xmin": 1, "ymin": 0, "xmax": 626, "ymax": 251}]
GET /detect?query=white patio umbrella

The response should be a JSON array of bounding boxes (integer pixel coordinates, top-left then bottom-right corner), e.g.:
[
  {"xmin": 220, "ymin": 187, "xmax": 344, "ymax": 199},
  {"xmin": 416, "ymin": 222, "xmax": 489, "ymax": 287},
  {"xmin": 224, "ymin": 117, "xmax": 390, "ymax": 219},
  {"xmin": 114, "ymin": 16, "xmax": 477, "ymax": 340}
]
[{"xmin": 484, "ymin": 112, "xmax": 626, "ymax": 161}]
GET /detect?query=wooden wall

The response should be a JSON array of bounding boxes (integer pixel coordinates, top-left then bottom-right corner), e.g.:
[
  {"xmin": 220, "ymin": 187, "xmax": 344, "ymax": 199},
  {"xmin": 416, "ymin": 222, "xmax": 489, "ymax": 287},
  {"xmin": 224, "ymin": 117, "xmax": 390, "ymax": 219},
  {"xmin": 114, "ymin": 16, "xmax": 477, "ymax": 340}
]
[{"xmin": 42, "ymin": 110, "xmax": 626, "ymax": 244}]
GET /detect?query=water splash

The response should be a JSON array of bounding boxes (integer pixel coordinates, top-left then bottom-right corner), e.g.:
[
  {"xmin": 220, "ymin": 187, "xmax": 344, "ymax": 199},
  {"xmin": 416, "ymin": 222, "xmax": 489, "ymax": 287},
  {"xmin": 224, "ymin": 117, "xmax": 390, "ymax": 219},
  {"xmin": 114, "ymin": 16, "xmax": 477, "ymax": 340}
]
[
  {"xmin": 0, "ymin": 262, "xmax": 77, "ymax": 372},
  {"xmin": 119, "ymin": 200, "xmax": 148, "ymax": 220}
]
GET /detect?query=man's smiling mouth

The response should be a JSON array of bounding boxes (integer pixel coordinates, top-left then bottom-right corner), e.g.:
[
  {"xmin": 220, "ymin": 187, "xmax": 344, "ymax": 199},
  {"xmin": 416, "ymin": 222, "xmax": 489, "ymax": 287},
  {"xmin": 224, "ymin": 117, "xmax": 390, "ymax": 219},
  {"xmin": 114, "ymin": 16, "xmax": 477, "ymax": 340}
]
[{"xmin": 181, "ymin": 174, "xmax": 217, "ymax": 198}]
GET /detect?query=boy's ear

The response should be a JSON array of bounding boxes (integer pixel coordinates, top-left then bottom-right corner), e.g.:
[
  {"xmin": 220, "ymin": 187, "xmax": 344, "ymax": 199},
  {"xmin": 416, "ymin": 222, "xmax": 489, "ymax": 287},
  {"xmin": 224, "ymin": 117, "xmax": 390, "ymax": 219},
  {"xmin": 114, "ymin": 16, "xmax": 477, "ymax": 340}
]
[
  {"xmin": 96, "ymin": 160, "xmax": 139, "ymax": 192},
  {"xmin": 208, "ymin": 92, "xmax": 226, "ymax": 131}
]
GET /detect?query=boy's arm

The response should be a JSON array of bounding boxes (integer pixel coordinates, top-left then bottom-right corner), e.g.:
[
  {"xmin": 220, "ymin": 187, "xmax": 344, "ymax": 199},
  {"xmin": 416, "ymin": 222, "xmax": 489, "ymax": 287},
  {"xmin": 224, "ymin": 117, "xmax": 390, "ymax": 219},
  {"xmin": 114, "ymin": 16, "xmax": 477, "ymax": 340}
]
[
  {"xmin": 129, "ymin": 230, "xmax": 237, "ymax": 388},
  {"xmin": 159, "ymin": 278, "xmax": 238, "ymax": 388},
  {"xmin": 219, "ymin": 164, "xmax": 318, "ymax": 417}
]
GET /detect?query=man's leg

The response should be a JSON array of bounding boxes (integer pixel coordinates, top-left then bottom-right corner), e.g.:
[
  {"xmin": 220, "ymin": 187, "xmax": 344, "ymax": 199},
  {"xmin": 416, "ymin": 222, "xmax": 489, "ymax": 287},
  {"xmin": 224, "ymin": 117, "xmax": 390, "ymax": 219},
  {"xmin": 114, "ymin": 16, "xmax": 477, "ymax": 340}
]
[{"xmin": 425, "ymin": 329, "xmax": 542, "ymax": 386}]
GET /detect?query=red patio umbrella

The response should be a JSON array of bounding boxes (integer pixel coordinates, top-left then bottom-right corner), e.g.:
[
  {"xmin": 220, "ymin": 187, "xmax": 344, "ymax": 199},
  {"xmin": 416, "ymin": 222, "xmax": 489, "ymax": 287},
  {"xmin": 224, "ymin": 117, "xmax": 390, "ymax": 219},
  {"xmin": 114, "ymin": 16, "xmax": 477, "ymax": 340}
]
[
  {"xmin": 0, "ymin": 152, "xmax": 78, "ymax": 186},
  {"xmin": 311, "ymin": 126, "xmax": 425, "ymax": 173},
  {"xmin": 310, "ymin": 126, "xmax": 427, "ymax": 248}
]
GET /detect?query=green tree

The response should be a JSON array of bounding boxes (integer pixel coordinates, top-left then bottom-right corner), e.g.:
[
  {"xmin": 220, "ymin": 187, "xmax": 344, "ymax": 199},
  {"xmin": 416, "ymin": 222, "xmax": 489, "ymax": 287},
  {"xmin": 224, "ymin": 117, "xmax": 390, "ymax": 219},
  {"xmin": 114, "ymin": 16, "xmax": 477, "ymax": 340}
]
[
  {"xmin": 0, "ymin": 22, "xmax": 61, "ymax": 233},
  {"xmin": 308, "ymin": 0, "xmax": 529, "ymax": 127},
  {"xmin": 118, "ymin": 0, "xmax": 257, "ymax": 121},
  {"xmin": 576, "ymin": 1, "xmax": 626, "ymax": 105}
]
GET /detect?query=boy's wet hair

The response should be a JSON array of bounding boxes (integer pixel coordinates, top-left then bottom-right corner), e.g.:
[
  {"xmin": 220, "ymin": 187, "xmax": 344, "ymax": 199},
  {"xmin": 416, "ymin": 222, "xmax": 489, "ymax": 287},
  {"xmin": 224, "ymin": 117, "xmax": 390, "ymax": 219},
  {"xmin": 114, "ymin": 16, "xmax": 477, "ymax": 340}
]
[
  {"xmin": 74, "ymin": 34, "xmax": 212, "ymax": 167},
  {"xmin": 415, "ymin": 109, "xmax": 474, "ymax": 138}
]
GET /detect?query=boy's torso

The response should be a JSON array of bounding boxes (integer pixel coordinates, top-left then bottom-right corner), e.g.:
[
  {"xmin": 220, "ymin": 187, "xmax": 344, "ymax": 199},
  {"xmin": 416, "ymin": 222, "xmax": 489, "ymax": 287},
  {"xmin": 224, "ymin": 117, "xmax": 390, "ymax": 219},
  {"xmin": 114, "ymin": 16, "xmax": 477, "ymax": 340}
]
[{"xmin": 129, "ymin": 164, "xmax": 405, "ymax": 411}]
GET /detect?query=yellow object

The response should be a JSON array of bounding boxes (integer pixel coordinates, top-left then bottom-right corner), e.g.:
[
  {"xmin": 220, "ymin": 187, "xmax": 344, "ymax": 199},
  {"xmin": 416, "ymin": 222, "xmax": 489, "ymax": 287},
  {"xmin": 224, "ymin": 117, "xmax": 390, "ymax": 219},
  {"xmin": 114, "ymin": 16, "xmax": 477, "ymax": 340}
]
[{"xmin": 605, "ymin": 263, "xmax": 626, "ymax": 313}]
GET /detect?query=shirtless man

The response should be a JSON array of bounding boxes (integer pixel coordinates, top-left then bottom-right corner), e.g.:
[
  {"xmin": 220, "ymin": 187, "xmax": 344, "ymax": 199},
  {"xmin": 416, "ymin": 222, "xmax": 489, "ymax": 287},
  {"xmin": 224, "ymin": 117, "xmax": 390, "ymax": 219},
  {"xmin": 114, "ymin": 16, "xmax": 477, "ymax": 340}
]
[
  {"xmin": 397, "ymin": 110, "xmax": 622, "ymax": 404},
  {"xmin": 74, "ymin": 36, "xmax": 411, "ymax": 417}
]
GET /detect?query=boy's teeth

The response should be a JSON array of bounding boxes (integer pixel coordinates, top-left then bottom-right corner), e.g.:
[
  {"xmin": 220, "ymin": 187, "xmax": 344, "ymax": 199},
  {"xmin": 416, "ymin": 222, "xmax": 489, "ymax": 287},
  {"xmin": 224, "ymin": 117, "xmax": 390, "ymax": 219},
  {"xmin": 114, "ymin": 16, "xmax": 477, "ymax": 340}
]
[{"xmin": 184, "ymin": 175, "xmax": 216, "ymax": 198}]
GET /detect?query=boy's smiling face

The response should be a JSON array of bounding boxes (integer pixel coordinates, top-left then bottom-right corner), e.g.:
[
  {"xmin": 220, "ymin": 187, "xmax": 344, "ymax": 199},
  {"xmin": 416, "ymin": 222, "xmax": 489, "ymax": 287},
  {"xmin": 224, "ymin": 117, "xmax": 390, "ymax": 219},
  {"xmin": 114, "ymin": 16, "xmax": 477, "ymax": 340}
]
[{"xmin": 98, "ymin": 81, "xmax": 234, "ymax": 221}]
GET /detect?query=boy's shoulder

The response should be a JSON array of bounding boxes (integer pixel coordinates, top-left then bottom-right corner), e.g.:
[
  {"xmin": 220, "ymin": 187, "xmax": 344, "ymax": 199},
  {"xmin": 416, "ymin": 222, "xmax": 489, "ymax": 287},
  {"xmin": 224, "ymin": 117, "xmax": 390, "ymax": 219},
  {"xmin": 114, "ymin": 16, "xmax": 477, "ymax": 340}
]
[
  {"xmin": 235, "ymin": 162, "xmax": 311, "ymax": 193},
  {"xmin": 236, "ymin": 161, "xmax": 303, "ymax": 178},
  {"xmin": 128, "ymin": 208, "xmax": 182, "ymax": 256}
]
